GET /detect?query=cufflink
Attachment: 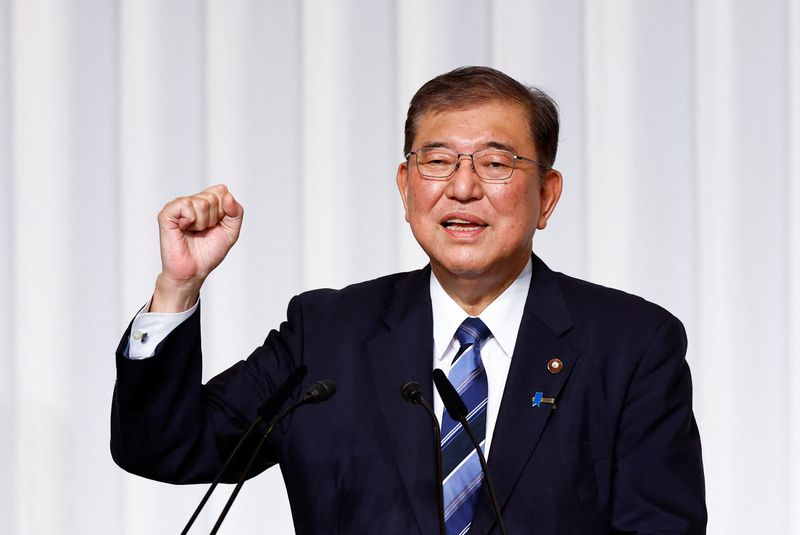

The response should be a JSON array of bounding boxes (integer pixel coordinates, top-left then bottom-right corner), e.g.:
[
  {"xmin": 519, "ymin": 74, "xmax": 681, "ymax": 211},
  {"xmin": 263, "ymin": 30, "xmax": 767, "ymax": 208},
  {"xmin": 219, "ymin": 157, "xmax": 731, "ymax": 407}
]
[{"xmin": 132, "ymin": 330, "xmax": 148, "ymax": 343}]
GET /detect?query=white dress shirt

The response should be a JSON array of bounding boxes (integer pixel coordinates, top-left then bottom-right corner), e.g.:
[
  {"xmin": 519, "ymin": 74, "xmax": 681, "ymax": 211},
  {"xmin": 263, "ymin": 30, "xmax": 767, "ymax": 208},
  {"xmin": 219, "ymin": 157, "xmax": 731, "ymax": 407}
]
[
  {"xmin": 430, "ymin": 258, "xmax": 532, "ymax": 457},
  {"xmin": 126, "ymin": 298, "xmax": 197, "ymax": 360}
]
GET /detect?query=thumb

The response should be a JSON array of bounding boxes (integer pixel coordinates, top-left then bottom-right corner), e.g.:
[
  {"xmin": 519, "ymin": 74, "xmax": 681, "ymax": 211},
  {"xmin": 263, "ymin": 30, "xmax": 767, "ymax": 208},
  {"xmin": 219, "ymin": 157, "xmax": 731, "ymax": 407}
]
[{"xmin": 219, "ymin": 192, "xmax": 244, "ymax": 243}]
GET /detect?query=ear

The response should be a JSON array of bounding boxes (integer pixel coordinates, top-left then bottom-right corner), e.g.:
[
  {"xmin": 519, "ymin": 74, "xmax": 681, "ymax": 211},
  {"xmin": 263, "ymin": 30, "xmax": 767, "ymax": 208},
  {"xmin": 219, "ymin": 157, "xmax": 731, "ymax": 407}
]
[
  {"xmin": 396, "ymin": 161, "xmax": 411, "ymax": 222},
  {"xmin": 536, "ymin": 168, "xmax": 563, "ymax": 230}
]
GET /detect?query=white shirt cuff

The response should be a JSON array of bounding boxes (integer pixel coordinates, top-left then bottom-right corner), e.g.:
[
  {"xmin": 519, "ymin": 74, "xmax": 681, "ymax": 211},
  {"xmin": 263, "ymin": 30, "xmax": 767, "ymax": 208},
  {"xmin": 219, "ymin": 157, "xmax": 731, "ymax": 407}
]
[{"xmin": 126, "ymin": 298, "xmax": 199, "ymax": 360}]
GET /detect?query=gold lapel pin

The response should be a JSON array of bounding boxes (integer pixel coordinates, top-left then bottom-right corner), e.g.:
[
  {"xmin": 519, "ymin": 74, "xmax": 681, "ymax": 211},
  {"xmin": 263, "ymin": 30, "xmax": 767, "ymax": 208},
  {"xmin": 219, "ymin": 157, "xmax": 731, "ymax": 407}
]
[{"xmin": 547, "ymin": 358, "xmax": 563, "ymax": 374}]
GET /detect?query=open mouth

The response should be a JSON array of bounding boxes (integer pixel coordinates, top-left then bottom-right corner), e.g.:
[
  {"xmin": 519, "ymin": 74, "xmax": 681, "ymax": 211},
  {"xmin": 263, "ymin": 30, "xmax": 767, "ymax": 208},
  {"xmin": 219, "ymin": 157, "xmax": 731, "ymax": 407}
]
[{"xmin": 441, "ymin": 218, "xmax": 488, "ymax": 232}]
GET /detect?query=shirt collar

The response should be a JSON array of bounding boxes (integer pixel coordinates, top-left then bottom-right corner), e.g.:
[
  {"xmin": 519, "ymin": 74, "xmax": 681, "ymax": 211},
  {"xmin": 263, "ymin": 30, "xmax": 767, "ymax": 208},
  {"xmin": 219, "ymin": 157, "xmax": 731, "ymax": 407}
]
[{"xmin": 430, "ymin": 257, "xmax": 533, "ymax": 362}]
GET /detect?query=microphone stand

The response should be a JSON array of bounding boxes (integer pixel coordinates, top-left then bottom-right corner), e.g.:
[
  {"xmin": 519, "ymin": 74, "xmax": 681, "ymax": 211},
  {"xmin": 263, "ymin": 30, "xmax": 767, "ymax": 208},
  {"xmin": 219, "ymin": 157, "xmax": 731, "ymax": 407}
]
[
  {"xmin": 401, "ymin": 381, "xmax": 445, "ymax": 535},
  {"xmin": 433, "ymin": 369, "xmax": 508, "ymax": 535},
  {"xmin": 210, "ymin": 381, "xmax": 336, "ymax": 535},
  {"xmin": 181, "ymin": 365, "xmax": 307, "ymax": 534},
  {"xmin": 181, "ymin": 417, "xmax": 260, "ymax": 535}
]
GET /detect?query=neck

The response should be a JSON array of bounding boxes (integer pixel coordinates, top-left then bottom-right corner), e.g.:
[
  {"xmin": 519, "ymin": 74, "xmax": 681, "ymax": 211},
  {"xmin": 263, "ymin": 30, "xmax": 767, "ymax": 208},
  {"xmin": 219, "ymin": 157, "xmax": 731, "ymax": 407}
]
[{"xmin": 431, "ymin": 256, "xmax": 529, "ymax": 316}]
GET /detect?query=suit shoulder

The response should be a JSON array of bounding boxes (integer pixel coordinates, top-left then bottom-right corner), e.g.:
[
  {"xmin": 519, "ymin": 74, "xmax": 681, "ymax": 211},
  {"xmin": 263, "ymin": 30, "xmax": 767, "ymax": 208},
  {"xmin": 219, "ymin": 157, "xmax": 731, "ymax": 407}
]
[
  {"xmin": 551, "ymin": 270, "xmax": 682, "ymax": 330},
  {"xmin": 291, "ymin": 268, "xmax": 427, "ymax": 321},
  {"xmin": 545, "ymin": 270, "xmax": 688, "ymax": 372}
]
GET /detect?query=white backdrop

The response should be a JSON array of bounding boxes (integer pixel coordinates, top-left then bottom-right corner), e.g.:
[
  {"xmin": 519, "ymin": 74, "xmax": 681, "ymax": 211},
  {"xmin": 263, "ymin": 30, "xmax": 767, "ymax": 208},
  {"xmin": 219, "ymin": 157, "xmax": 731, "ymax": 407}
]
[{"xmin": 1, "ymin": 0, "xmax": 799, "ymax": 533}]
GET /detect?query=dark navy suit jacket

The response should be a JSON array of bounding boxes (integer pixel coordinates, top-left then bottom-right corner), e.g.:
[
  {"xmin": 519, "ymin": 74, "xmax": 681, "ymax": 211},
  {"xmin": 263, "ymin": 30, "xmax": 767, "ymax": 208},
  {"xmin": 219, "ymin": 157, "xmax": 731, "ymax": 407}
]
[{"xmin": 111, "ymin": 255, "xmax": 706, "ymax": 534}]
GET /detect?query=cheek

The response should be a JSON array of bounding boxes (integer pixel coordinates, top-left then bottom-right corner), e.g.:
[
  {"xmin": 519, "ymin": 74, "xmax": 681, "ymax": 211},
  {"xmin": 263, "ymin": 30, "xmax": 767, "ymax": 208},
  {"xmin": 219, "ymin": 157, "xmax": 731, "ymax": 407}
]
[
  {"xmin": 495, "ymin": 186, "xmax": 539, "ymax": 218},
  {"xmin": 492, "ymin": 190, "xmax": 540, "ymax": 238},
  {"xmin": 407, "ymin": 183, "xmax": 443, "ymax": 218}
]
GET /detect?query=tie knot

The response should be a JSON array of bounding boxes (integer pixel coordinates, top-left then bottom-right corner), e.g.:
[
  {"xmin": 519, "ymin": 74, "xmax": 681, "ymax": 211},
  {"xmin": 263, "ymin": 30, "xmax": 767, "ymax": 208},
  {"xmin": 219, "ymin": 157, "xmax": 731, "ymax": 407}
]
[{"xmin": 455, "ymin": 317, "xmax": 491, "ymax": 348}]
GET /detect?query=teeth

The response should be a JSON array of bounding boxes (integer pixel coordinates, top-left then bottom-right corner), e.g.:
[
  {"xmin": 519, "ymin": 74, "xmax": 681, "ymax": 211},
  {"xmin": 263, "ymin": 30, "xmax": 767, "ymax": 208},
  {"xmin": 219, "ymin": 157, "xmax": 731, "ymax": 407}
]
[{"xmin": 443, "ymin": 218, "xmax": 484, "ymax": 231}]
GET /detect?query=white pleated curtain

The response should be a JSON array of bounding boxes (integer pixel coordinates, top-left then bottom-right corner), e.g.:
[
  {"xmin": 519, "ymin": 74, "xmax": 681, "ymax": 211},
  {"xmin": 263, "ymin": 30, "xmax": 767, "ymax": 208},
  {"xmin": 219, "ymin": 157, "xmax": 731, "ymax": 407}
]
[{"xmin": 1, "ymin": 1, "xmax": 798, "ymax": 533}]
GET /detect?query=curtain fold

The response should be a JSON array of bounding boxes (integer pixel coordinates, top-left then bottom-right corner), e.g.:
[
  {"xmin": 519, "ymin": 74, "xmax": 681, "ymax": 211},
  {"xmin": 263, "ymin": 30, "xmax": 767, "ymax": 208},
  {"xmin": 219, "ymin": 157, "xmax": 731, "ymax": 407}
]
[{"xmin": 1, "ymin": 0, "xmax": 797, "ymax": 533}]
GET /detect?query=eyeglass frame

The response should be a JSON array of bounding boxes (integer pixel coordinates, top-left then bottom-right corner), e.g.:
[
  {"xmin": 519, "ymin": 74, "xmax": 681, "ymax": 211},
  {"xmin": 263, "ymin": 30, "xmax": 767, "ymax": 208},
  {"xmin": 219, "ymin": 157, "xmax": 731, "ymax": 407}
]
[{"xmin": 404, "ymin": 146, "xmax": 550, "ymax": 182}]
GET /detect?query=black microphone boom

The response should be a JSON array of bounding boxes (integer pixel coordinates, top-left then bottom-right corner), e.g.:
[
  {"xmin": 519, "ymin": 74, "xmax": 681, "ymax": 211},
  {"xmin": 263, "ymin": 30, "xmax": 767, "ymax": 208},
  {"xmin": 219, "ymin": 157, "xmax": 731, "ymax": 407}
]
[
  {"xmin": 210, "ymin": 379, "xmax": 337, "ymax": 534},
  {"xmin": 401, "ymin": 381, "xmax": 445, "ymax": 535},
  {"xmin": 257, "ymin": 365, "xmax": 310, "ymax": 419},
  {"xmin": 432, "ymin": 369, "xmax": 508, "ymax": 535},
  {"xmin": 180, "ymin": 364, "xmax": 308, "ymax": 534}
]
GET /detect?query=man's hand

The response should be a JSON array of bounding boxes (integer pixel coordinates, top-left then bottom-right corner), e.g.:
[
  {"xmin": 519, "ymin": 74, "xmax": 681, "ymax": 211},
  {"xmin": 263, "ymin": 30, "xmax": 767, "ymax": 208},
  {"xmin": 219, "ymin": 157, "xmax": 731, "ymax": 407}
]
[{"xmin": 151, "ymin": 184, "xmax": 244, "ymax": 312}]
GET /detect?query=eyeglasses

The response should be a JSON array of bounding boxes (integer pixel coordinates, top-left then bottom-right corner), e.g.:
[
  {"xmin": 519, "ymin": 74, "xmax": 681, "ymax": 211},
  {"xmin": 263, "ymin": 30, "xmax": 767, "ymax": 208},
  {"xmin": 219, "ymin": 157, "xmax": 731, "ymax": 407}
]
[{"xmin": 405, "ymin": 146, "xmax": 548, "ymax": 182}]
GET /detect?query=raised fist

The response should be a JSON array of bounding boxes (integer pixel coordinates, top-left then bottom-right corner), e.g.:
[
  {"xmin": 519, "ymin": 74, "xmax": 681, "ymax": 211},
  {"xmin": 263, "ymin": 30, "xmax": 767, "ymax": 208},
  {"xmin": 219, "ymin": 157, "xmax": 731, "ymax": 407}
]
[{"xmin": 151, "ymin": 184, "xmax": 244, "ymax": 312}]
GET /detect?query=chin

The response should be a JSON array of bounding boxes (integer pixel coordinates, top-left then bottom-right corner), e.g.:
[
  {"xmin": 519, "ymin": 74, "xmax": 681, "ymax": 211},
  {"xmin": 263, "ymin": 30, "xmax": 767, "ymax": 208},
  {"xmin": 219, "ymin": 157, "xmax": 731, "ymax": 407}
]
[{"xmin": 432, "ymin": 256, "xmax": 492, "ymax": 280}]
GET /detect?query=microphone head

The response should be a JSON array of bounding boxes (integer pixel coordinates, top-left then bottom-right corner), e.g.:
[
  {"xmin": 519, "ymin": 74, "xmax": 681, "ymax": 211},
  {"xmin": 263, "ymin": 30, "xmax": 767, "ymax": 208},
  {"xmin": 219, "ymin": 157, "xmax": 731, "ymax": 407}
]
[
  {"xmin": 305, "ymin": 380, "xmax": 337, "ymax": 403},
  {"xmin": 401, "ymin": 381, "xmax": 423, "ymax": 403},
  {"xmin": 432, "ymin": 369, "xmax": 468, "ymax": 420}
]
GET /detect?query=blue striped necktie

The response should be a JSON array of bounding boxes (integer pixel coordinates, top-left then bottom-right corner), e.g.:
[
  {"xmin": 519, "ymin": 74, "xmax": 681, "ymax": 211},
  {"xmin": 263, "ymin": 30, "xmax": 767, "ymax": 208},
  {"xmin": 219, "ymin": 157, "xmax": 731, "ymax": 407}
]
[{"xmin": 441, "ymin": 317, "xmax": 491, "ymax": 535}]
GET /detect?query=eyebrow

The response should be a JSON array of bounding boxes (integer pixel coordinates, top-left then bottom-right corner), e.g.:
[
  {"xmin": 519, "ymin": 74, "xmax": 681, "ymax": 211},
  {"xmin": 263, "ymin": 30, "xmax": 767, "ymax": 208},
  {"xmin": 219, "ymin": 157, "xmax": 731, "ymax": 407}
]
[
  {"xmin": 417, "ymin": 140, "xmax": 518, "ymax": 152},
  {"xmin": 484, "ymin": 141, "xmax": 516, "ymax": 152},
  {"xmin": 417, "ymin": 141, "xmax": 449, "ymax": 150}
]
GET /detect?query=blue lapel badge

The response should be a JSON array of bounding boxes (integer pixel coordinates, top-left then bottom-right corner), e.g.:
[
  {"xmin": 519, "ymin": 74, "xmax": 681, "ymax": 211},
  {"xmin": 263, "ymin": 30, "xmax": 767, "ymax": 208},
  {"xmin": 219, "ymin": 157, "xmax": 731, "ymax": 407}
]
[{"xmin": 532, "ymin": 391, "xmax": 556, "ymax": 409}]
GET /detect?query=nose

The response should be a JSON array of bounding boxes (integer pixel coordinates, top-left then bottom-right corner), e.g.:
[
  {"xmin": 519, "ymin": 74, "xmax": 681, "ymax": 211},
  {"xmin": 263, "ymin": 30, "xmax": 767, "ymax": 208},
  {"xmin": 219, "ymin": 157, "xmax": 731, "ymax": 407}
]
[{"xmin": 447, "ymin": 155, "xmax": 484, "ymax": 201}]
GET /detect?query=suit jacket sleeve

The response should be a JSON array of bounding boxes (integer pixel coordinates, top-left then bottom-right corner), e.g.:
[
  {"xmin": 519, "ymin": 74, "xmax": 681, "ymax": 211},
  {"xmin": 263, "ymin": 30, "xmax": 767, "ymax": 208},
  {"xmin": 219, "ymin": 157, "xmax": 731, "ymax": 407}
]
[
  {"xmin": 610, "ymin": 315, "xmax": 706, "ymax": 534},
  {"xmin": 110, "ymin": 298, "xmax": 306, "ymax": 484}
]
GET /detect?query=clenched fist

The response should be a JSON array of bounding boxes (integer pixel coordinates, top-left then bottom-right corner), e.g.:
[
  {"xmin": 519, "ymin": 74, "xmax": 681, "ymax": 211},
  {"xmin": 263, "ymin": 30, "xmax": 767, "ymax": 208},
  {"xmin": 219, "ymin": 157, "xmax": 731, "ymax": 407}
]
[{"xmin": 151, "ymin": 184, "xmax": 244, "ymax": 312}]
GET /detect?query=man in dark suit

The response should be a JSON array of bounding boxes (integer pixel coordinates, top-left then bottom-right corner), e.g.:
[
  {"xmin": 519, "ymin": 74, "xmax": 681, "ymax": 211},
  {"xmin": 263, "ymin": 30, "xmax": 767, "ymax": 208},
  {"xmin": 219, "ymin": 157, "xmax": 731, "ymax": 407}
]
[{"xmin": 112, "ymin": 66, "xmax": 706, "ymax": 534}]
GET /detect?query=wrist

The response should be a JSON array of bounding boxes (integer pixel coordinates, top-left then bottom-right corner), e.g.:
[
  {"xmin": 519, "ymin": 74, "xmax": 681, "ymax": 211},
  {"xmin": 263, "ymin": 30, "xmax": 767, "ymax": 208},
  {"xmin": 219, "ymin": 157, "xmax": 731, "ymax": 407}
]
[{"xmin": 150, "ymin": 273, "xmax": 203, "ymax": 313}]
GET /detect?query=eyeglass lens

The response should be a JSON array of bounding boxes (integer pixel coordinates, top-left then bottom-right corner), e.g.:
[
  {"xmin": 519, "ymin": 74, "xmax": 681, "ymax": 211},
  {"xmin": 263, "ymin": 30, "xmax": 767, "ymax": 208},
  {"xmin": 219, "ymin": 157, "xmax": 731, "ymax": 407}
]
[{"xmin": 415, "ymin": 147, "xmax": 515, "ymax": 181}]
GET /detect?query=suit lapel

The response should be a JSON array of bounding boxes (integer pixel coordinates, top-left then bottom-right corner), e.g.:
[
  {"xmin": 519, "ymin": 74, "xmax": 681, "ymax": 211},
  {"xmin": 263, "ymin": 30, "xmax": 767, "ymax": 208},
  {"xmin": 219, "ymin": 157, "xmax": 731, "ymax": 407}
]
[
  {"xmin": 470, "ymin": 255, "xmax": 579, "ymax": 534},
  {"xmin": 365, "ymin": 267, "xmax": 439, "ymax": 535}
]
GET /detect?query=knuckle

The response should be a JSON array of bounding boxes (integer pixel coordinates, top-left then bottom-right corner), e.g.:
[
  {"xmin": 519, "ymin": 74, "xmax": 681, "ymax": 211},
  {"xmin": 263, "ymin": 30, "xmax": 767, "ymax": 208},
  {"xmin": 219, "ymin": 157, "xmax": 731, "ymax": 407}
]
[
  {"xmin": 206, "ymin": 183, "xmax": 227, "ymax": 196},
  {"xmin": 160, "ymin": 197, "xmax": 189, "ymax": 218},
  {"xmin": 176, "ymin": 196, "xmax": 194, "ymax": 211}
]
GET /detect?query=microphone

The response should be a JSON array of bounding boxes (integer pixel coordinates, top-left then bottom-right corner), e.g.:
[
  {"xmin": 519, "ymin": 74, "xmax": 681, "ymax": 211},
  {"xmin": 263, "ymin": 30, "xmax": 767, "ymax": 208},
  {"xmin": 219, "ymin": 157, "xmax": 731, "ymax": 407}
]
[
  {"xmin": 401, "ymin": 381, "xmax": 445, "ymax": 535},
  {"xmin": 303, "ymin": 380, "xmax": 336, "ymax": 403},
  {"xmin": 210, "ymin": 379, "xmax": 337, "ymax": 534},
  {"xmin": 181, "ymin": 364, "xmax": 308, "ymax": 534},
  {"xmin": 432, "ymin": 369, "xmax": 508, "ymax": 535}
]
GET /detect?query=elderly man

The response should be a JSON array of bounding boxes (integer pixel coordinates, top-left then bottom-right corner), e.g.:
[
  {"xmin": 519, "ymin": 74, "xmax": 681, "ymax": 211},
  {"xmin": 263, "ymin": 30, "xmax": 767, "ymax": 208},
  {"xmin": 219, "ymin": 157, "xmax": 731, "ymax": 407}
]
[{"xmin": 112, "ymin": 66, "xmax": 706, "ymax": 534}]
